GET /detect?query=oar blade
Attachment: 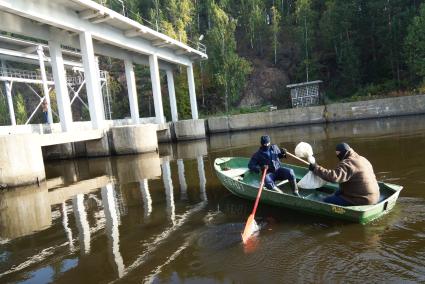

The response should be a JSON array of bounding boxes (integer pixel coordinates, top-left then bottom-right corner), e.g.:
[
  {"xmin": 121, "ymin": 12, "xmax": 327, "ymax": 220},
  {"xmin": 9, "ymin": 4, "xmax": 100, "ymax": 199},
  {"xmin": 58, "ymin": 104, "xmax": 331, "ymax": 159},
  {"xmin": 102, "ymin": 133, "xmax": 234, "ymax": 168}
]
[{"xmin": 241, "ymin": 214, "xmax": 257, "ymax": 244}]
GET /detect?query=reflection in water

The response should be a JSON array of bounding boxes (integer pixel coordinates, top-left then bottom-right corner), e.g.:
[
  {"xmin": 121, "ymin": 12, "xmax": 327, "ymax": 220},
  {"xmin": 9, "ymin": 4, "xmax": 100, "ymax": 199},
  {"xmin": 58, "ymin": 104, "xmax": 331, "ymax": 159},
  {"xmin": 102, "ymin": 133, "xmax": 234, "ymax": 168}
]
[
  {"xmin": 139, "ymin": 179, "xmax": 152, "ymax": 219},
  {"xmin": 101, "ymin": 184, "xmax": 125, "ymax": 279},
  {"xmin": 72, "ymin": 194, "xmax": 91, "ymax": 255},
  {"xmin": 177, "ymin": 159, "xmax": 188, "ymax": 200},
  {"xmin": 0, "ymin": 184, "xmax": 51, "ymax": 239},
  {"xmin": 197, "ymin": 156, "xmax": 207, "ymax": 201},
  {"xmin": 161, "ymin": 159, "xmax": 176, "ymax": 224},
  {"xmin": 61, "ymin": 202, "xmax": 74, "ymax": 252}
]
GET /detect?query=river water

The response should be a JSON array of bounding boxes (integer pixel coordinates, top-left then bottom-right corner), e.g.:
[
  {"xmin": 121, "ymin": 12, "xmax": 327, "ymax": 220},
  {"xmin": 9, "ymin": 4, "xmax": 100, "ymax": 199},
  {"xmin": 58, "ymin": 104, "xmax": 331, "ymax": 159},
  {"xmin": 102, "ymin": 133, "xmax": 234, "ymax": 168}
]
[{"xmin": 0, "ymin": 115, "xmax": 424, "ymax": 283}]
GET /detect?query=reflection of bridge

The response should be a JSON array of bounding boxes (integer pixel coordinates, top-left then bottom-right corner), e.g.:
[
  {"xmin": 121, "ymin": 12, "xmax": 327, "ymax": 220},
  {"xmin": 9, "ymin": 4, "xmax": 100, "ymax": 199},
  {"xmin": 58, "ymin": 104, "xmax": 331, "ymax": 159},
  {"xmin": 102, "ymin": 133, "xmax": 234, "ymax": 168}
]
[
  {"xmin": 0, "ymin": 147, "xmax": 208, "ymax": 282},
  {"xmin": 0, "ymin": 0, "xmax": 208, "ymax": 188}
]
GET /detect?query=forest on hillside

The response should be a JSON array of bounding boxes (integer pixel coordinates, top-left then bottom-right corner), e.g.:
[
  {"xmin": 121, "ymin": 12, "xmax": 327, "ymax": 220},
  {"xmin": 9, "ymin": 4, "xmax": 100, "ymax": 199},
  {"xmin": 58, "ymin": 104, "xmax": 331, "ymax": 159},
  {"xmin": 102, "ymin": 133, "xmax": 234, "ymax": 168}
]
[
  {"xmin": 100, "ymin": 0, "xmax": 425, "ymax": 119},
  {"xmin": 1, "ymin": 0, "xmax": 425, "ymax": 124}
]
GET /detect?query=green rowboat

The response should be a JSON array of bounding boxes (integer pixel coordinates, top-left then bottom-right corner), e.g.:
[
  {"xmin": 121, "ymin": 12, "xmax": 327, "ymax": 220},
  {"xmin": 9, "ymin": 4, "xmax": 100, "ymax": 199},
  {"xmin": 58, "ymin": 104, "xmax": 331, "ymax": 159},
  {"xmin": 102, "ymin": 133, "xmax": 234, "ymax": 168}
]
[{"xmin": 214, "ymin": 157, "xmax": 403, "ymax": 224}]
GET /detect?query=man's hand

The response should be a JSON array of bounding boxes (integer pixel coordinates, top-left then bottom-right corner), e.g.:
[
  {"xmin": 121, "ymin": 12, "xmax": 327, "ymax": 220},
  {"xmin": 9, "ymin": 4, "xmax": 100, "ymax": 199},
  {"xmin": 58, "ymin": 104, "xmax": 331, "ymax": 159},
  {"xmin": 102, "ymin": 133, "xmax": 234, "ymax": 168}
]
[
  {"xmin": 261, "ymin": 164, "xmax": 269, "ymax": 171},
  {"xmin": 309, "ymin": 163, "xmax": 316, "ymax": 171},
  {"xmin": 280, "ymin": 148, "xmax": 287, "ymax": 158}
]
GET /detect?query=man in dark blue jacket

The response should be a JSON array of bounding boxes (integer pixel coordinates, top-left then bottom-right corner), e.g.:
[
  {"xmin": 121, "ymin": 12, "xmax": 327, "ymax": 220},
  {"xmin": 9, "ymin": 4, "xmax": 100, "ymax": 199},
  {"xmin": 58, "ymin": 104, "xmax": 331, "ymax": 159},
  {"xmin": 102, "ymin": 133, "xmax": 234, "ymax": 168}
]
[{"xmin": 248, "ymin": 135, "xmax": 300, "ymax": 196}]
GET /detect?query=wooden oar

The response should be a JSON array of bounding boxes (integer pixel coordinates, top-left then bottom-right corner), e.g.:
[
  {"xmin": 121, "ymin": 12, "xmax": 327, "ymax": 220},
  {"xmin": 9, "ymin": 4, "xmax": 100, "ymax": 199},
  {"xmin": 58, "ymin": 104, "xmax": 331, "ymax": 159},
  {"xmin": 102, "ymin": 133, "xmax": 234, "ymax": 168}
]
[
  {"xmin": 241, "ymin": 165, "xmax": 268, "ymax": 244},
  {"xmin": 286, "ymin": 151, "xmax": 309, "ymax": 166}
]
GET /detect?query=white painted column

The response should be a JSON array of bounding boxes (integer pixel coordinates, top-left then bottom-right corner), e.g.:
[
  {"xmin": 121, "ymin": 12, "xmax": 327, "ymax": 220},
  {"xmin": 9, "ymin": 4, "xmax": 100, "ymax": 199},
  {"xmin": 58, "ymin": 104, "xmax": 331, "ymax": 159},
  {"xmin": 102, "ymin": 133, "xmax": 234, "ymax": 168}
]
[
  {"xmin": 61, "ymin": 202, "xmax": 74, "ymax": 251},
  {"xmin": 124, "ymin": 59, "xmax": 140, "ymax": 124},
  {"xmin": 79, "ymin": 31, "xmax": 104, "ymax": 129},
  {"xmin": 161, "ymin": 161, "xmax": 175, "ymax": 224},
  {"xmin": 166, "ymin": 69, "xmax": 178, "ymax": 122},
  {"xmin": 72, "ymin": 194, "xmax": 91, "ymax": 255},
  {"xmin": 1, "ymin": 61, "xmax": 16, "ymax": 125},
  {"xmin": 197, "ymin": 156, "xmax": 207, "ymax": 201},
  {"xmin": 139, "ymin": 179, "xmax": 152, "ymax": 219},
  {"xmin": 187, "ymin": 63, "xmax": 199, "ymax": 119},
  {"xmin": 177, "ymin": 159, "xmax": 188, "ymax": 200},
  {"xmin": 37, "ymin": 45, "xmax": 53, "ymax": 124},
  {"xmin": 101, "ymin": 184, "xmax": 125, "ymax": 278},
  {"xmin": 48, "ymin": 40, "xmax": 73, "ymax": 132},
  {"xmin": 149, "ymin": 54, "xmax": 165, "ymax": 124}
]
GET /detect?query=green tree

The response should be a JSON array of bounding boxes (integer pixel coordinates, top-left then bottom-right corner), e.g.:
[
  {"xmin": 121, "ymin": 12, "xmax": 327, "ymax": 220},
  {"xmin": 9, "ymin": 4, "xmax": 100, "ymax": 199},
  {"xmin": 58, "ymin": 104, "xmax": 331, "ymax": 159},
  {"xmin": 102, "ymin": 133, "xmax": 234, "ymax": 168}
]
[
  {"xmin": 207, "ymin": 3, "xmax": 252, "ymax": 113},
  {"xmin": 0, "ymin": 90, "xmax": 9, "ymax": 125},
  {"xmin": 14, "ymin": 92, "xmax": 27, "ymax": 124},
  {"xmin": 405, "ymin": 2, "xmax": 425, "ymax": 81},
  {"xmin": 320, "ymin": 0, "xmax": 360, "ymax": 96},
  {"xmin": 270, "ymin": 5, "xmax": 281, "ymax": 64}
]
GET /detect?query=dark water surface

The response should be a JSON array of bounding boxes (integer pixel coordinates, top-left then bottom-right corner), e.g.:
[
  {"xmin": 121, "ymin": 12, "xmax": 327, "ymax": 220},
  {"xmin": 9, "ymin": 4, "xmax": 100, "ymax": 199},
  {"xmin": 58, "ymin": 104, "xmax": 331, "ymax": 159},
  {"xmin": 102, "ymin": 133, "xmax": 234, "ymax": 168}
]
[{"xmin": 1, "ymin": 115, "xmax": 425, "ymax": 283}]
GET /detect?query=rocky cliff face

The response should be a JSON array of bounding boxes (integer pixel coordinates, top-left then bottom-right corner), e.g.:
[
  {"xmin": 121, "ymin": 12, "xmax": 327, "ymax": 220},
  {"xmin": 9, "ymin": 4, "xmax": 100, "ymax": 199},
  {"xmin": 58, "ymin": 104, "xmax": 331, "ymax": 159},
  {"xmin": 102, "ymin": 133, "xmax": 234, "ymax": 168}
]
[{"xmin": 239, "ymin": 59, "xmax": 290, "ymax": 107}]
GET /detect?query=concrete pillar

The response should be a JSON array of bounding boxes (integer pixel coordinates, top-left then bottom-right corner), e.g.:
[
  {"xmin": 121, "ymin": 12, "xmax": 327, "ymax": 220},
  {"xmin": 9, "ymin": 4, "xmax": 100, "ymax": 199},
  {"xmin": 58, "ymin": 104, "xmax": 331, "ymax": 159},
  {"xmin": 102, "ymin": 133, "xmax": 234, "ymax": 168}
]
[
  {"xmin": 1, "ymin": 60, "xmax": 16, "ymax": 125},
  {"xmin": 37, "ymin": 45, "xmax": 53, "ymax": 124},
  {"xmin": 149, "ymin": 54, "xmax": 165, "ymax": 124},
  {"xmin": 61, "ymin": 202, "xmax": 75, "ymax": 251},
  {"xmin": 0, "ymin": 134, "xmax": 45, "ymax": 187},
  {"xmin": 110, "ymin": 125, "xmax": 158, "ymax": 155},
  {"xmin": 124, "ymin": 59, "xmax": 140, "ymax": 124},
  {"xmin": 161, "ymin": 160, "xmax": 175, "ymax": 224},
  {"xmin": 101, "ymin": 184, "xmax": 124, "ymax": 278},
  {"xmin": 48, "ymin": 40, "xmax": 73, "ymax": 132},
  {"xmin": 187, "ymin": 63, "xmax": 198, "ymax": 119},
  {"xmin": 139, "ymin": 179, "xmax": 152, "ymax": 219},
  {"xmin": 197, "ymin": 156, "xmax": 207, "ymax": 201},
  {"xmin": 79, "ymin": 31, "xmax": 104, "ymax": 129},
  {"xmin": 72, "ymin": 194, "xmax": 91, "ymax": 255},
  {"xmin": 166, "ymin": 69, "xmax": 178, "ymax": 122},
  {"xmin": 177, "ymin": 159, "xmax": 188, "ymax": 200}
]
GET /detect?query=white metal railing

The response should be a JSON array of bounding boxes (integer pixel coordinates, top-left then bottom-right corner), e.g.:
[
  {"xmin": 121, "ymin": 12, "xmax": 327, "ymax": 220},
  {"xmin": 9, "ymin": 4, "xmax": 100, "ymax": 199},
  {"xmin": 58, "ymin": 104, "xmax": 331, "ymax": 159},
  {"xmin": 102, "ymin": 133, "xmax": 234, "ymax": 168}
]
[
  {"xmin": 0, "ymin": 67, "xmax": 108, "ymax": 85},
  {"xmin": 0, "ymin": 67, "xmax": 54, "ymax": 81}
]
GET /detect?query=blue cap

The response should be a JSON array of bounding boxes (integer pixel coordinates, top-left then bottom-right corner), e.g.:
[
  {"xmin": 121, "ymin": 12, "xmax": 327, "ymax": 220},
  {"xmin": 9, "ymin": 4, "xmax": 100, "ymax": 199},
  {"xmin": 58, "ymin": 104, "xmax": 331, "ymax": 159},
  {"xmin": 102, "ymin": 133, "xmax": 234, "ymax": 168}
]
[
  {"xmin": 260, "ymin": 135, "xmax": 271, "ymax": 145},
  {"xmin": 336, "ymin": 143, "xmax": 350, "ymax": 152}
]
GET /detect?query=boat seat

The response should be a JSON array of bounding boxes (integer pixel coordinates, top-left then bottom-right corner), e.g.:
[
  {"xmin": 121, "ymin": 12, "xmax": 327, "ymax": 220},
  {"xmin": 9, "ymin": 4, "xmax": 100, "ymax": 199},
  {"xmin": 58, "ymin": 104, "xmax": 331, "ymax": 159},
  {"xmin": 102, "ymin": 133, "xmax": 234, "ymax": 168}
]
[
  {"xmin": 225, "ymin": 168, "xmax": 248, "ymax": 178},
  {"xmin": 276, "ymin": 179, "xmax": 289, "ymax": 187}
]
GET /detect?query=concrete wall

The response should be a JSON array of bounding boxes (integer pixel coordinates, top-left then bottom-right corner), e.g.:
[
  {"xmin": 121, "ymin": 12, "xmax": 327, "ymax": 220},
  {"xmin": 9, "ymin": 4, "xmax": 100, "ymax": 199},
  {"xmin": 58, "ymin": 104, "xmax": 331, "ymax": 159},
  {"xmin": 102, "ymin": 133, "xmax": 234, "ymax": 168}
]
[
  {"xmin": 325, "ymin": 94, "xmax": 425, "ymax": 122},
  {"xmin": 207, "ymin": 106, "xmax": 325, "ymax": 133},
  {"xmin": 207, "ymin": 94, "xmax": 425, "ymax": 133}
]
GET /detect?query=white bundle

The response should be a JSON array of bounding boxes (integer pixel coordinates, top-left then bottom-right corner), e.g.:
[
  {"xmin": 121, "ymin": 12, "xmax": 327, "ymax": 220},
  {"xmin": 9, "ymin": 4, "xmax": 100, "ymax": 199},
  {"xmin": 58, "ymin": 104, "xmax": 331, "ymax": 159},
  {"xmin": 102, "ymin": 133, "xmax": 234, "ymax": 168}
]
[
  {"xmin": 298, "ymin": 172, "xmax": 327, "ymax": 189},
  {"xmin": 294, "ymin": 141, "xmax": 327, "ymax": 189},
  {"xmin": 295, "ymin": 142, "xmax": 313, "ymax": 158}
]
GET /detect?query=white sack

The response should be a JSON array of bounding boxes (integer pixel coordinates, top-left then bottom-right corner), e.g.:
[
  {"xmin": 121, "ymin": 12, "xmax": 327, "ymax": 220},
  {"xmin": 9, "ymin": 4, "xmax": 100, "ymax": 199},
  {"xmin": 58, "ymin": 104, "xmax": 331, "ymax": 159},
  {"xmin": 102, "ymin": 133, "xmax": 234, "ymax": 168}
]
[
  {"xmin": 297, "ymin": 171, "xmax": 327, "ymax": 189},
  {"xmin": 295, "ymin": 142, "xmax": 313, "ymax": 158}
]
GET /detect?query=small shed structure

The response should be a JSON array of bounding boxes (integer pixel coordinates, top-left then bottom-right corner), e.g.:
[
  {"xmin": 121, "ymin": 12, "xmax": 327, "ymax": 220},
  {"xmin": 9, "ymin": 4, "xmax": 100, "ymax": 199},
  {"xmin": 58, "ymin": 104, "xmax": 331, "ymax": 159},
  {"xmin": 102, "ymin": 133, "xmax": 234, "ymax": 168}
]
[{"xmin": 286, "ymin": 80, "xmax": 322, "ymax": 108}]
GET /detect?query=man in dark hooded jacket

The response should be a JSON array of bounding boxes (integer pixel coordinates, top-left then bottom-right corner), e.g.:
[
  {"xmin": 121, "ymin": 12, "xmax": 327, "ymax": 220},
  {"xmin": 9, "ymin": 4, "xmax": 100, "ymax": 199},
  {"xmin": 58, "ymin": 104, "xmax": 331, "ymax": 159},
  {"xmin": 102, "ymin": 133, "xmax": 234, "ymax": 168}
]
[
  {"xmin": 248, "ymin": 135, "xmax": 300, "ymax": 196},
  {"xmin": 309, "ymin": 143, "xmax": 380, "ymax": 206}
]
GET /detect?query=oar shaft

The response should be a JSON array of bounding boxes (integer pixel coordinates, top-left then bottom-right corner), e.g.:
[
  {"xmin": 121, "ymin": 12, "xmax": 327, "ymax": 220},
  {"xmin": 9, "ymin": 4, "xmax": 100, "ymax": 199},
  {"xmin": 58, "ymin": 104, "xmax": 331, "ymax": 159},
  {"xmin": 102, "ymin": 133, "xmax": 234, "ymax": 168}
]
[
  {"xmin": 286, "ymin": 151, "xmax": 309, "ymax": 166},
  {"xmin": 251, "ymin": 166, "xmax": 268, "ymax": 216}
]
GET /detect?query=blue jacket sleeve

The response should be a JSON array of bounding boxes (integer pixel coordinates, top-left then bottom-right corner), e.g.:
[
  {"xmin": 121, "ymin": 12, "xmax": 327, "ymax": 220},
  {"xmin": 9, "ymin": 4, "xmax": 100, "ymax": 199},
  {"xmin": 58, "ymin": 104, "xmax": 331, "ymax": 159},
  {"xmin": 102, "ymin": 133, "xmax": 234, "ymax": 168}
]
[
  {"xmin": 248, "ymin": 152, "xmax": 261, "ymax": 173},
  {"xmin": 273, "ymin": 145, "xmax": 284, "ymax": 159}
]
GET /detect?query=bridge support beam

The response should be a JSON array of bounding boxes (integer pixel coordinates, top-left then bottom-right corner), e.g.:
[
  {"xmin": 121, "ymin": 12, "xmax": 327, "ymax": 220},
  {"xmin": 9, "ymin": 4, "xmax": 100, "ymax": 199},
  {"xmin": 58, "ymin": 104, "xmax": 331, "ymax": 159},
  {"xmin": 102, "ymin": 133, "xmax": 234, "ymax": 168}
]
[
  {"xmin": 1, "ymin": 60, "xmax": 16, "ymax": 126},
  {"xmin": 49, "ymin": 40, "xmax": 73, "ymax": 132},
  {"xmin": 36, "ymin": 45, "xmax": 53, "ymax": 124},
  {"xmin": 149, "ymin": 54, "xmax": 165, "ymax": 124},
  {"xmin": 124, "ymin": 59, "xmax": 139, "ymax": 124},
  {"xmin": 187, "ymin": 63, "xmax": 198, "ymax": 120},
  {"xmin": 166, "ymin": 70, "xmax": 178, "ymax": 122},
  {"xmin": 80, "ymin": 31, "xmax": 104, "ymax": 129}
]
